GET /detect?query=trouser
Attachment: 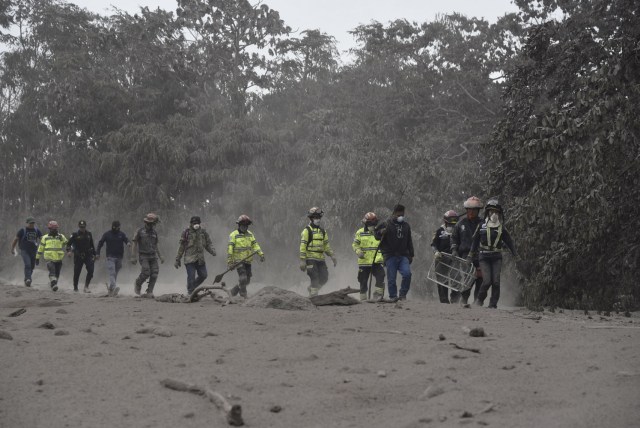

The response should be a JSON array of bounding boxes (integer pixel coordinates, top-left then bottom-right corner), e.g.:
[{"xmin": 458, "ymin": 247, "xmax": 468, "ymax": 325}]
[
  {"xmin": 46, "ymin": 261, "xmax": 62, "ymax": 286},
  {"xmin": 136, "ymin": 257, "xmax": 159, "ymax": 293},
  {"xmin": 186, "ymin": 262, "xmax": 208, "ymax": 294},
  {"xmin": 385, "ymin": 256, "xmax": 412, "ymax": 299},
  {"xmin": 450, "ymin": 250, "xmax": 481, "ymax": 304},
  {"xmin": 106, "ymin": 257, "xmax": 123, "ymax": 290},
  {"xmin": 306, "ymin": 259, "xmax": 329, "ymax": 296},
  {"xmin": 357, "ymin": 264, "xmax": 385, "ymax": 298},
  {"xmin": 435, "ymin": 260, "xmax": 451, "ymax": 303},
  {"xmin": 73, "ymin": 255, "xmax": 95, "ymax": 289},
  {"xmin": 477, "ymin": 253, "xmax": 503, "ymax": 307},
  {"xmin": 21, "ymin": 250, "xmax": 36, "ymax": 281},
  {"xmin": 231, "ymin": 263, "xmax": 252, "ymax": 297}
]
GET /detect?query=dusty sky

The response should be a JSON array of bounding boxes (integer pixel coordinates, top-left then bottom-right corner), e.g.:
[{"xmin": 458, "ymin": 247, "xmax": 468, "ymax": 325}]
[{"xmin": 74, "ymin": 0, "xmax": 519, "ymax": 55}]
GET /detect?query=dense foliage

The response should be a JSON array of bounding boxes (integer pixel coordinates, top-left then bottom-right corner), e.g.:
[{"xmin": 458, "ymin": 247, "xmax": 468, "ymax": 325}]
[{"xmin": 1, "ymin": 0, "xmax": 636, "ymax": 309}]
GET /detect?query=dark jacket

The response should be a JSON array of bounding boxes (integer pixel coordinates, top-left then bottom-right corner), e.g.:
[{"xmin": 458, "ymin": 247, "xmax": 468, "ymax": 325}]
[
  {"xmin": 66, "ymin": 230, "xmax": 96, "ymax": 257},
  {"xmin": 374, "ymin": 219, "xmax": 414, "ymax": 260},
  {"xmin": 97, "ymin": 230, "xmax": 130, "ymax": 259},
  {"xmin": 431, "ymin": 225, "xmax": 452, "ymax": 254},
  {"xmin": 470, "ymin": 222, "xmax": 516, "ymax": 258},
  {"xmin": 451, "ymin": 216, "xmax": 482, "ymax": 257},
  {"xmin": 133, "ymin": 226, "xmax": 159, "ymax": 258}
]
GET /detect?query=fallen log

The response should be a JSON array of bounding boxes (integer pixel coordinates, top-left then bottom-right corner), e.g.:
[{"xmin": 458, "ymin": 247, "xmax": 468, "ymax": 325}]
[
  {"xmin": 310, "ymin": 287, "xmax": 360, "ymax": 306},
  {"xmin": 160, "ymin": 378, "xmax": 243, "ymax": 426}
]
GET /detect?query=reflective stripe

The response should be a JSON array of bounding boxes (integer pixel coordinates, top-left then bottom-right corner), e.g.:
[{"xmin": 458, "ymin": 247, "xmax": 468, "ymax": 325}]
[{"xmin": 480, "ymin": 225, "xmax": 503, "ymax": 251}]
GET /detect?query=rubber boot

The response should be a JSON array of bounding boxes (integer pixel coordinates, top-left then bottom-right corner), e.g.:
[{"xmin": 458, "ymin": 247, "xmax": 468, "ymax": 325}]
[{"xmin": 230, "ymin": 285, "xmax": 240, "ymax": 296}]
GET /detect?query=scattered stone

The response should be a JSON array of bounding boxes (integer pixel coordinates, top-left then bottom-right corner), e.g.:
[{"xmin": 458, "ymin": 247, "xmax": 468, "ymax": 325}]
[
  {"xmin": 55, "ymin": 309, "xmax": 68, "ymax": 314},
  {"xmin": 203, "ymin": 332, "xmax": 218, "ymax": 337},
  {"xmin": 122, "ymin": 336, "xmax": 130, "ymax": 340},
  {"xmin": 438, "ymin": 333, "xmax": 446, "ymax": 341},
  {"xmin": 39, "ymin": 322, "xmax": 55, "ymax": 330},
  {"xmin": 270, "ymin": 405, "xmax": 282, "ymax": 413},
  {"xmin": 460, "ymin": 411, "xmax": 473, "ymax": 418},
  {"xmin": 501, "ymin": 365, "xmax": 516, "ymax": 370},
  {"xmin": 215, "ymin": 358, "xmax": 224, "ymax": 364},
  {"xmin": 54, "ymin": 330, "xmax": 69, "ymax": 336},
  {"xmin": 461, "ymin": 326, "xmax": 486, "ymax": 337},
  {"xmin": 414, "ymin": 359, "xmax": 427, "ymax": 365},
  {"xmin": 418, "ymin": 417, "xmax": 433, "ymax": 423},
  {"xmin": 92, "ymin": 352, "xmax": 103, "ymax": 357},
  {"xmin": 183, "ymin": 412, "xmax": 195, "ymax": 419},
  {"xmin": 310, "ymin": 287, "xmax": 361, "ymax": 306},
  {"xmin": 135, "ymin": 326, "xmax": 173, "ymax": 337},
  {"xmin": 8, "ymin": 308, "xmax": 26, "ymax": 317},
  {"xmin": 377, "ymin": 370, "xmax": 387, "ymax": 378},
  {"xmin": 243, "ymin": 286, "xmax": 315, "ymax": 310},
  {"xmin": 0, "ymin": 330, "xmax": 13, "ymax": 340},
  {"xmin": 36, "ymin": 379, "xmax": 44, "ymax": 385},
  {"xmin": 419, "ymin": 385, "xmax": 445, "ymax": 400}
]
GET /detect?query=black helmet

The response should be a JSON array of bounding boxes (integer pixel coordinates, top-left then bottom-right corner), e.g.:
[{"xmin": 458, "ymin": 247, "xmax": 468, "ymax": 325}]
[
  {"xmin": 484, "ymin": 199, "xmax": 503, "ymax": 217},
  {"xmin": 190, "ymin": 216, "xmax": 201, "ymax": 224},
  {"xmin": 307, "ymin": 207, "xmax": 324, "ymax": 218}
]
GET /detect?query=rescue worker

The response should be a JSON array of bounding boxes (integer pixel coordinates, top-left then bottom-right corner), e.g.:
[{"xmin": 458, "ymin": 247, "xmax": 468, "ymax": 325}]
[
  {"xmin": 299, "ymin": 207, "xmax": 337, "ymax": 297},
  {"xmin": 352, "ymin": 212, "xmax": 385, "ymax": 301},
  {"xmin": 36, "ymin": 221, "xmax": 68, "ymax": 292},
  {"xmin": 175, "ymin": 216, "xmax": 217, "ymax": 295},
  {"xmin": 11, "ymin": 217, "xmax": 42, "ymax": 287},
  {"xmin": 469, "ymin": 199, "xmax": 517, "ymax": 308},
  {"xmin": 374, "ymin": 204, "xmax": 414, "ymax": 301},
  {"xmin": 226, "ymin": 215, "xmax": 264, "ymax": 298},
  {"xmin": 66, "ymin": 220, "xmax": 96, "ymax": 293},
  {"xmin": 450, "ymin": 196, "xmax": 484, "ymax": 304},
  {"xmin": 431, "ymin": 210, "xmax": 458, "ymax": 304},
  {"xmin": 96, "ymin": 220, "xmax": 131, "ymax": 297},
  {"xmin": 131, "ymin": 213, "xmax": 164, "ymax": 298}
]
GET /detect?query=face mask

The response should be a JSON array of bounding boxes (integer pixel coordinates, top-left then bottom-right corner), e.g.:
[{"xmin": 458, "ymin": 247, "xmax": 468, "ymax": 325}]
[
  {"xmin": 112, "ymin": 227, "xmax": 119, "ymax": 232},
  {"xmin": 396, "ymin": 216, "xmax": 405, "ymax": 223},
  {"xmin": 192, "ymin": 224, "xmax": 201, "ymax": 230},
  {"xmin": 367, "ymin": 225, "xmax": 375, "ymax": 232},
  {"xmin": 239, "ymin": 225, "xmax": 248, "ymax": 232},
  {"xmin": 312, "ymin": 219, "xmax": 321, "ymax": 226},
  {"xmin": 445, "ymin": 226, "xmax": 453, "ymax": 234},
  {"xmin": 490, "ymin": 213, "xmax": 499, "ymax": 223}
]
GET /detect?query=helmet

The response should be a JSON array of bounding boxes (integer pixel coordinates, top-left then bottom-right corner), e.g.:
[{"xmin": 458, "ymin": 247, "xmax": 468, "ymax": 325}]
[
  {"xmin": 463, "ymin": 196, "xmax": 483, "ymax": 209},
  {"xmin": 143, "ymin": 213, "xmax": 159, "ymax": 223},
  {"xmin": 236, "ymin": 214, "xmax": 252, "ymax": 225},
  {"xmin": 443, "ymin": 210, "xmax": 458, "ymax": 225},
  {"xmin": 362, "ymin": 212, "xmax": 378, "ymax": 225},
  {"xmin": 47, "ymin": 220, "xmax": 59, "ymax": 230},
  {"xmin": 78, "ymin": 220, "xmax": 87, "ymax": 228},
  {"xmin": 307, "ymin": 207, "xmax": 323, "ymax": 218},
  {"xmin": 190, "ymin": 216, "xmax": 201, "ymax": 224},
  {"xmin": 485, "ymin": 199, "xmax": 503, "ymax": 215}
]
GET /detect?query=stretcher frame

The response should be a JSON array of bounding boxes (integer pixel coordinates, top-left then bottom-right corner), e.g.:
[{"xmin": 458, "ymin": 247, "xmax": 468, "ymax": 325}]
[{"xmin": 426, "ymin": 253, "xmax": 476, "ymax": 293}]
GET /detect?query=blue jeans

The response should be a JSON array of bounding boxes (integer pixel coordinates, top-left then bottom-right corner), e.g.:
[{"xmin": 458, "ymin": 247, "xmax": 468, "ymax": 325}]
[
  {"xmin": 21, "ymin": 250, "xmax": 36, "ymax": 281},
  {"xmin": 385, "ymin": 256, "xmax": 412, "ymax": 298},
  {"xmin": 186, "ymin": 262, "xmax": 208, "ymax": 294},
  {"xmin": 106, "ymin": 257, "xmax": 123, "ymax": 290}
]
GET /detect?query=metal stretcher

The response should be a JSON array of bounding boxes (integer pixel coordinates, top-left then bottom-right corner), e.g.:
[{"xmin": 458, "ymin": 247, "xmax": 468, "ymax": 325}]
[{"xmin": 426, "ymin": 253, "xmax": 476, "ymax": 293}]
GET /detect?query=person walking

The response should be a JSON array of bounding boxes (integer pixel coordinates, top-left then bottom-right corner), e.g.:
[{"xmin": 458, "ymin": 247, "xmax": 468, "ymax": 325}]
[
  {"xmin": 131, "ymin": 213, "xmax": 164, "ymax": 298},
  {"xmin": 226, "ymin": 215, "xmax": 264, "ymax": 298},
  {"xmin": 66, "ymin": 220, "xmax": 96, "ymax": 293},
  {"xmin": 450, "ymin": 196, "xmax": 484, "ymax": 305},
  {"xmin": 11, "ymin": 217, "xmax": 42, "ymax": 287},
  {"xmin": 96, "ymin": 220, "xmax": 131, "ymax": 297},
  {"xmin": 352, "ymin": 212, "xmax": 385, "ymax": 301},
  {"xmin": 469, "ymin": 200, "xmax": 517, "ymax": 308},
  {"xmin": 430, "ymin": 210, "xmax": 458, "ymax": 304},
  {"xmin": 36, "ymin": 221, "xmax": 68, "ymax": 292},
  {"xmin": 374, "ymin": 204, "xmax": 414, "ymax": 301},
  {"xmin": 175, "ymin": 216, "xmax": 216, "ymax": 295},
  {"xmin": 299, "ymin": 207, "xmax": 337, "ymax": 297}
]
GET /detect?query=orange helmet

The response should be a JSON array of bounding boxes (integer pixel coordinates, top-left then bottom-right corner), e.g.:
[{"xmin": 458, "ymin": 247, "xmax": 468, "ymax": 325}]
[
  {"xmin": 463, "ymin": 196, "xmax": 483, "ymax": 209},
  {"xmin": 47, "ymin": 220, "xmax": 59, "ymax": 230},
  {"xmin": 143, "ymin": 213, "xmax": 159, "ymax": 223},
  {"xmin": 362, "ymin": 212, "xmax": 378, "ymax": 225},
  {"xmin": 236, "ymin": 214, "xmax": 252, "ymax": 225}
]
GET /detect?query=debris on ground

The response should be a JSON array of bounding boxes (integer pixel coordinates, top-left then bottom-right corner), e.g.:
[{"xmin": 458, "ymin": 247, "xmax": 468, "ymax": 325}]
[
  {"xmin": 243, "ymin": 286, "xmax": 315, "ymax": 310},
  {"xmin": 310, "ymin": 287, "xmax": 360, "ymax": 306}
]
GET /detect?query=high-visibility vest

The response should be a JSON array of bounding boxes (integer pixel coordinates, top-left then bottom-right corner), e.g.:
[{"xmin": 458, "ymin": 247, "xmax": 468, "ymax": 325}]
[
  {"xmin": 37, "ymin": 233, "xmax": 68, "ymax": 262},
  {"xmin": 352, "ymin": 227, "xmax": 383, "ymax": 265},
  {"xmin": 479, "ymin": 224, "xmax": 503, "ymax": 251},
  {"xmin": 227, "ymin": 229, "xmax": 263, "ymax": 264},
  {"xmin": 299, "ymin": 225, "xmax": 333, "ymax": 261}
]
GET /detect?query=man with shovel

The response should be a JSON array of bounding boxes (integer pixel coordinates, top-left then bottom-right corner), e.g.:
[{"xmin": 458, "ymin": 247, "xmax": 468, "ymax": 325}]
[
  {"xmin": 226, "ymin": 215, "xmax": 264, "ymax": 298},
  {"xmin": 174, "ymin": 216, "xmax": 216, "ymax": 295}
]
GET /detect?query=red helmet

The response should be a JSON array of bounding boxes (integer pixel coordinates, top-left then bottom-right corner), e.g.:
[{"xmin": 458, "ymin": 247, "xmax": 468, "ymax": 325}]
[
  {"xmin": 236, "ymin": 214, "xmax": 252, "ymax": 225},
  {"xmin": 444, "ymin": 210, "xmax": 458, "ymax": 225},
  {"xmin": 362, "ymin": 212, "xmax": 378, "ymax": 225},
  {"xmin": 307, "ymin": 207, "xmax": 324, "ymax": 218},
  {"xmin": 47, "ymin": 220, "xmax": 59, "ymax": 230},
  {"xmin": 463, "ymin": 196, "xmax": 483, "ymax": 209},
  {"xmin": 143, "ymin": 213, "xmax": 159, "ymax": 223}
]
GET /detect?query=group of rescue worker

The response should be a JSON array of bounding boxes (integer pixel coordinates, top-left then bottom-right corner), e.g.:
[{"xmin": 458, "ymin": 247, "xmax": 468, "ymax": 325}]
[{"xmin": 10, "ymin": 195, "xmax": 516, "ymax": 307}]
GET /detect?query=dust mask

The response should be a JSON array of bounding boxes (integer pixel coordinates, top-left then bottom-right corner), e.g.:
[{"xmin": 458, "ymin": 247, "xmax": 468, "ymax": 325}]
[
  {"xmin": 192, "ymin": 224, "xmax": 201, "ymax": 230},
  {"xmin": 396, "ymin": 216, "xmax": 405, "ymax": 223},
  {"xmin": 445, "ymin": 226, "xmax": 453, "ymax": 234},
  {"xmin": 312, "ymin": 219, "xmax": 321, "ymax": 226},
  {"xmin": 490, "ymin": 213, "xmax": 499, "ymax": 224}
]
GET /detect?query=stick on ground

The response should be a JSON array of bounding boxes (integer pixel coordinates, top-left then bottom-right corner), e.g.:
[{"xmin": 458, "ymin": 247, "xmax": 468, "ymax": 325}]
[{"xmin": 160, "ymin": 378, "xmax": 244, "ymax": 426}]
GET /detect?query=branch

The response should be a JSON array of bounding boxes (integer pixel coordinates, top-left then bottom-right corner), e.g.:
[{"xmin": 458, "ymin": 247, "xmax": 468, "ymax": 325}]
[{"xmin": 456, "ymin": 81, "xmax": 496, "ymax": 116}]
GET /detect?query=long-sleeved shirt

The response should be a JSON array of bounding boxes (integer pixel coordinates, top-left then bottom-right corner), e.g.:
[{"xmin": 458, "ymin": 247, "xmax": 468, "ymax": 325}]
[
  {"xmin": 451, "ymin": 216, "xmax": 482, "ymax": 257},
  {"xmin": 66, "ymin": 230, "xmax": 96, "ymax": 257},
  {"xmin": 227, "ymin": 229, "xmax": 262, "ymax": 265},
  {"xmin": 97, "ymin": 230, "xmax": 130, "ymax": 259},
  {"xmin": 374, "ymin": 219, "xmax": 414, "ymax": 260},
  {"xmin": 431, "ymin": 225, "xmax": 452, "ymax": 254},
  {"xmin": 352, "ymin": 226, "xmax": 383, "ymax": 265},
  {"xmin": 470, "ymin": 221, "xmax": 517, "ymax": 258},
  {"xmin": 299, "ymin": 224, "xmax": 334, "ymax": 261},
  {"xmin": 176, "ymin": 227, "xmax": 216, "ymax": 264}
]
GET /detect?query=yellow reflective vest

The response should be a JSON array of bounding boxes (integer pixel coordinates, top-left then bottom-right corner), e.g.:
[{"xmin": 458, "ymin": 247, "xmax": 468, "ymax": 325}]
[
  {"xmin": 227, "ymin": 229, "xmax": 263, "ymax": 265},
  {"xmin": 37, "ymin": 233, "xmax": 68, "ymax": 262},
  {"xmin": 352, "ymin": 227, "xmax": 383, "ymax": 265},
  {"xmin": 299, "ymin": 224, "xmax": 333, "ymax": 261}
]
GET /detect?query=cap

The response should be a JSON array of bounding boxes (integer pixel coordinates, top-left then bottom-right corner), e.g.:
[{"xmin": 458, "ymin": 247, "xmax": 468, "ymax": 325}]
[
  {"xmin": 78, "ymin": 220, "xmax": 87, "ymax": 227},
  {"xmin": 190, "ymin": 216, "xmax": 201, "ymax": 224},
  {"xmin": 112, "ymin": 220, "xmax": 121, "ymax": 228},
  {"xmin": 26, "ymin": 217, "xmax": 36, "ymax": 224}
]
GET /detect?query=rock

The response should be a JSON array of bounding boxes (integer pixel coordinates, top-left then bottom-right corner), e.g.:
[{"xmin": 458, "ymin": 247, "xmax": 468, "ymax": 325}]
[
  {"xmin": 462, "ymin": 326, "xmax": 486, "ymax": 337},
  {"xmin": 243, "ymin": 286, "xmax": 315, "ymax": 310},
  {"xmin": 0, "ymin": 330, "xmax": 13, "ymax": 340},
  {"xmin": 460, "ymin": 411, "xmax": 473, "ymax": 418},
  {"xmin": 203, "ymin": 332, "xmax": 218, "ymax": 337},
  {"xmin": 39, "ymin": 322, "xmax": 55, "ymax": 330},
  {"xmin": 414, "ymin": 359, "xmax": 427, "ymax": 365},
  {"xmin": 419, "ymin": 385, "xmax": 445, "ymax": 400},
  {"xmin": 122, "ymin": 335, "xmax": 130, "ymax": 340},
  {"xmin": 501, "ymin": 365, "xmax": 516, "ymax": 370},
  {"xmin": 36, "ymin": 379, "xmax": 44, "ymax": 385},
  {"xmin": 55, "ymin": 309, "xmax": 68, "ymax": 314},
  {"xmin": 377, "ymin": 370, "xmax": 387, "ymax": 378},
  {"xmin": 153, "ymin": 327, "xmax": 173, "ymax": 337},
  {"xmin": 438, "ymin": 333, "xmax": 446, "ymax": 341},
  {"xmin": 54, "ymin": 330, "xmax": 69, "ymax": 336},
  {"xmin": 270, "ymin": 405, "xmax": 282, "ymax": 413},
  {"xmin": 8, "ymin": 308, "xmax": 26, "ymax": 317},
  {"xmin": 183, "ymin": 412, "xmax": 195, "ymax": 419},
  {"xmin": 310, "ymin": 287, "xmax": 360, "ymax": 306}
]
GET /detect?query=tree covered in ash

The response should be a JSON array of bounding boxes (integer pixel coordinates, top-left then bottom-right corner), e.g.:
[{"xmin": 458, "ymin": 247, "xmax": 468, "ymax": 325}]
[{"xmin": 0, "ymin": 0, "xmax": 637, "ymax": 310}]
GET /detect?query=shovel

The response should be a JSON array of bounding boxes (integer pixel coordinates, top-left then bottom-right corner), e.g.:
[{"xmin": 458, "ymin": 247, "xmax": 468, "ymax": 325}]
[{"xmin": 213, "ymin": 251, "xmax": 259, "ymax": 284}]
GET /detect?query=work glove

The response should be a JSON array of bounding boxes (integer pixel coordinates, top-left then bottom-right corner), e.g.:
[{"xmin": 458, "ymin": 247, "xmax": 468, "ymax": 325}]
[
  {"xmin": 174, "ymin": 259, "xmax": 181, "ymax": 269},
  {"xmin": 35, "ymin": 259, "xmax": 40, "ymax": 266},
  {"xmin": 331, "ymin": 256, "xmax": 337, "ymax": 267},
  {"xmin": 159, "ymin": 256, "xmax": 165, "ymax": 264},
  {"xmin": 260, "ymin": 254, "xmax": 265, "ymax": 262},
  {"xmin": 130, "ymin": 258, "xmax": 137, "ymax": 265},
  {"xmin": 299, "ymin": 260, "xmax": 307, "ymax": 272},
  {"xmin": 355, "ymin": 250, "xmax": 365, "ymax": 259},
  {"xmin": 434, "ymin": 251, "xmax": 442, "ymax": 260}
]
